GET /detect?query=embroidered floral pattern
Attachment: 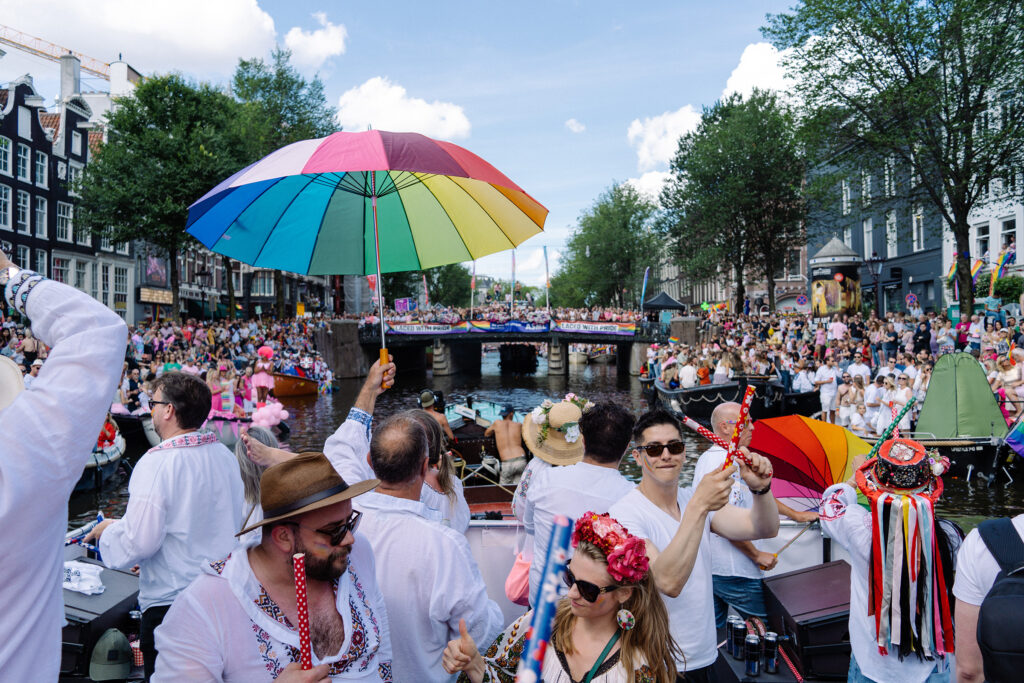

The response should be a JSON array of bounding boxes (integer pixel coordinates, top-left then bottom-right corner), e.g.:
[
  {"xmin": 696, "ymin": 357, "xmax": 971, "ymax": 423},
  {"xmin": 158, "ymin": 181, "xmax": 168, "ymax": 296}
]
[
  {"xmin": 148, "ymin": 430, "xmax": 220, "ymax": 454},
  {"xmin": 348, "ymin": 407, "xmax": 374, "ymax": 440},
  {"xmin": 820, "ymin": 488, "xmax": 848, "ymax": 522},
  {"xmin": 252, "ymin": 623, "xmax": 284, "ymax": 677},
  {"xmin": 378, "ymin": 661, "xmax": 393, "ymax": 681},
  {"xmin": 634, "ymin": 664, "xmax": 657, "ymax": 682}
]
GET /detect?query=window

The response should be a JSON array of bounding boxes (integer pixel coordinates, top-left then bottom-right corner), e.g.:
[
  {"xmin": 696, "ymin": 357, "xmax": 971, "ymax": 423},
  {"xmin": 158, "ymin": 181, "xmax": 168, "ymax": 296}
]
[
  {"xmin": 67, "ymin": 163, "xmax": 82, "ymax": 196},
  {"xmin": 114, "ymin": 266, "xmax": 128, "ymax": 312},
  {"xmin": 72, "ymin": 132, "xmax": 82, "ymax": 156},
  {"xmin": 977, "ymin": 224, "xmax": 991, "ymax": 259},
  {"xmin": 116, "ymin": 241, "xmax": 129, "ymax": 256},
  {"xmin": 16, "ymin": 144, "xmax": 29, "ymax": 182},
  {"xmin": 101, "ymin": 264, "xmax": 110, "ymax": 306},
  {"xmin": 34, "ymin": 249, "xmax": 47, "ymax": 277},
  {"xmin": 52, "ymin": 256, "xmax": 70, "ymax": 284},
  {"xmin": 100, "ymin": 232, "xmax": 112, "ymax": 251},
  {"xmin": 91, "ymin": 262, "xmax": 98, "ymax": 300},
  {"xmin": 0, "ymin": 137, "xmax": 10, "ymax": 176},
  {"xmin": 886, "ymin": 210, "xmax": 898, "ymax": 258},
  {"xmin": 56, "ymin": 202, "xmax": 72, "ymax": 242},
  {"xmin": 34, "ymin": 152, "xmax": 47, "ymax": 188},
  {"xmin": 1003, "ymin": 219, "xmax": 1017, "ymax": 250},
  {"xmin": 75, "ymin": 221, "xmax": 91, "ymax": 246},
  {"xmin": 884, "ymin": 156, "xmax": 896, "ymax": 197},
  {"xmin": 15, "ymin": 245, "xmax": 29, "ymax": 269},
  {"xmin": 861, "ymin": 169, "xmax": 872, "ymax": 207},
  {"xmin": 862, "ymin": 218, "xmax": 873, "ymax": 259},
  {"xmin": 910, "ymin": 145, "xmax": 921, "ymax": 186},
  {"xmin": 34, "ymin": 196, "xmax": 46, "ymax": 238},
  {"xmin": 842, "ymin": 224, "xmax": 852, "ymax": 248},
  {"xmin": 253, "ymin": 271, "xmax": 275, "ymax": 297},
  {"xmin": 15, "ymin": 191, "xmax": 29, "ymax": 234},
  {"xmin": 912, "ymin": 206, "xmax": 925, "ymax": 252},
  {"xmin": 786, "ymin": 249, "xmax": 801, "ymax": 278},
  {"xmin": 0, "ymin": 185, "xmax": 10, "ymax": 231},
  {"xmin": 74, "ymin": 261, "xmax": 87, "ymax": 290},
  {"xmin": 841, "ymin": 180, "xmax": 851, "ymax": 215}
]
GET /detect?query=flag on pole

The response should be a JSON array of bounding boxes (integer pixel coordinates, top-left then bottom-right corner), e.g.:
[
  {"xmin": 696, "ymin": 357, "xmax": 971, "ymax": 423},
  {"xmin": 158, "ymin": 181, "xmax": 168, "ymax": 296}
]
[
  {"xmin": 640, "ymin": 266, "xmax": 650, "ymax": 310},
  {"xmin": 422, "ymin": 273, "xmax": 430, "ymax": 307},
  {"xmin": 945, "ymin": 256, "xmax": 957, "ymax": 284},
  {"xmin": 971, "ymin": 259, "xmax": 984, "ymax": 285},
  {"xmin": 470, "ymin": 261, "xmax": 476, "ymax": 291},
  {"xmin": 543, "ymin": 246, "xmax": 551, "ymax": 315}
]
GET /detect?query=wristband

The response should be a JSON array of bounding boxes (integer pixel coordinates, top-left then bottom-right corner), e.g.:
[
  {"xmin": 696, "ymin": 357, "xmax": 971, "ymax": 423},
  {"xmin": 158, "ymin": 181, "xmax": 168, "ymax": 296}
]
[{"xmin": 750, "ymin": 483, "xmax": 773, "ymax": 496}]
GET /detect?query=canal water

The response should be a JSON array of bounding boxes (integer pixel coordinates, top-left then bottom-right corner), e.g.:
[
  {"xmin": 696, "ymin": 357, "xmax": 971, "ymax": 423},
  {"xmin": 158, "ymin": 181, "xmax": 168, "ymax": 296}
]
[{"xmin": 69, "ymin": 350, "xmax": 1024, "ymax": 533}]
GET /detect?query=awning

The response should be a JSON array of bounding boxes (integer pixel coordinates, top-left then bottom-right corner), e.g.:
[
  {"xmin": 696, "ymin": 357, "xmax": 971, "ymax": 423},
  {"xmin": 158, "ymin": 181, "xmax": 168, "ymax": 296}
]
[{"xmin": 643, "ymin": 291, "xmax": 688, "ymax": 310}]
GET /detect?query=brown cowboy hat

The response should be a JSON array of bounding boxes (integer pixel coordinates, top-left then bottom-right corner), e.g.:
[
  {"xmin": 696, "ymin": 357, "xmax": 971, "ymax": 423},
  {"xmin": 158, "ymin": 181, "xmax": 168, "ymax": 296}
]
[
  {"xmin": 237, "ymin": 452, "xmax": 379, "ymax": 536},
  {"xmin": 522, "ymin": 400, "xmax": 585, "ymax": 466}
]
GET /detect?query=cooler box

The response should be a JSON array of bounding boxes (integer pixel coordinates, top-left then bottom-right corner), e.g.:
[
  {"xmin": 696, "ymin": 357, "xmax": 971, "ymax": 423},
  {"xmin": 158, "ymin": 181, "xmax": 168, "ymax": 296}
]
[{"xmin": 764, "ymin": 560, "xmax": 851, "ymax": 680}]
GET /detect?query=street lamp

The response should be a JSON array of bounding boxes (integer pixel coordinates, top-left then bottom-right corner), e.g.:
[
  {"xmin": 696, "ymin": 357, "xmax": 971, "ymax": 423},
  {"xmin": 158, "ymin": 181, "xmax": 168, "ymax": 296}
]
[{"xmin": 865, "ymin": 252, "xmax": 885, "ymax": 316}]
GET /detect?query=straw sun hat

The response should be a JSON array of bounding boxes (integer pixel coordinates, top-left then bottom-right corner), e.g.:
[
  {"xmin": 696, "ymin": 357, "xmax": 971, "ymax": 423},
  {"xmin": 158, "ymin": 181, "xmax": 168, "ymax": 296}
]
[
  {"xmin": 0, "ymin": 355, "xmax": 24, "ymax": 411},
  {"xmin": 522, "ymin": 394, "xmax": 594, "ymax": 466}
]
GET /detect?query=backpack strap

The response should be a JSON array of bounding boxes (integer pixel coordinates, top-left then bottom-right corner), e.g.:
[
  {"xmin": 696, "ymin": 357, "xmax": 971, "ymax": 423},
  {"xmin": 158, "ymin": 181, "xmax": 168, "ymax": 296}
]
[{"xmin": 978, "ymin": 518, "xmax": 1024, "ymax": 573}]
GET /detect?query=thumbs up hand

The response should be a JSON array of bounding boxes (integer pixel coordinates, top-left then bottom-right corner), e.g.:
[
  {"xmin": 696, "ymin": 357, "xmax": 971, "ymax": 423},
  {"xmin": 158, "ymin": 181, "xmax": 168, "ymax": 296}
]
[{"xmin": 442, "ymin": 618, "xmax": 484, "ymax": 680}]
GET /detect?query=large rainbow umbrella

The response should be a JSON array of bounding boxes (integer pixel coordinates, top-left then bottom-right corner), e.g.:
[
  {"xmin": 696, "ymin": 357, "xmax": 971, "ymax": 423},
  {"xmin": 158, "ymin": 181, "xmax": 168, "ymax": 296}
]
[
  {"xmin": 749, "ymin": 415, "xmax": 872, "ymax": 509},
  {"xmin": 185, "ymin": 130, "xmax": 547, "ymax": 350}
]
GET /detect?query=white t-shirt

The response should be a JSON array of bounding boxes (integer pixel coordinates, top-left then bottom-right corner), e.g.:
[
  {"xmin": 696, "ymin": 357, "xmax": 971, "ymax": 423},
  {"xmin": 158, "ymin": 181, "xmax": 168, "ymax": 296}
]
[
  {"xmin": 609, "ymin": 486, "xmax": 717, "ymax": 671},
  {"xmin": 679, "ymin": 364, "xmax": 698, "ymax": 388},
  {"xmin": 819, "ymin": 483, "xmax": 947, "ymax": 683},
  {"xmin": 814, "ymin": 365, "xmax": 838, "ymax": 397},
  {"xmin": 692, "ymin": 446, "xmax": 765, "ymax": 579},
  {"xmin": 848, "ymin": 362, "xmax": 871, "ymax": 385},
  {"xmin": 953, "ymin": 514, "xmax": 1024, "ymax": 605},
  {"xmin": 524, "ymin": 461, "xmax": 634, "ymax": 601}
]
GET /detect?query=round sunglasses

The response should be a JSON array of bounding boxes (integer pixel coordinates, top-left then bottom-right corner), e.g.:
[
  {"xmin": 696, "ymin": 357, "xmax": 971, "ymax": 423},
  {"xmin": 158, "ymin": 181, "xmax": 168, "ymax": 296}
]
[
  {"xmin": 564, "ymin": 566, "xmax": 620, "ymax": 603},
  {"xmin": 637, "ymin": 440, "xmax": 685, "ymax": 458}
]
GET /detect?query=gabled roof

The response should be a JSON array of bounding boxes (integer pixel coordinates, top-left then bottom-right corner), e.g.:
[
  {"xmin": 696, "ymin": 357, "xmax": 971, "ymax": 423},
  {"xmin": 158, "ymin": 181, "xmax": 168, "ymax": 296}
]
[
  {"xmin": 39, "ymin": 112, "xmax": 61, "ymax": 133},
  {"xmin": 88, "ymin": 130, "xmax": 103, "ymax": 154},
  {"xmin": 0, "ymin": 91, "xmax": 7, "ymax": 108}
]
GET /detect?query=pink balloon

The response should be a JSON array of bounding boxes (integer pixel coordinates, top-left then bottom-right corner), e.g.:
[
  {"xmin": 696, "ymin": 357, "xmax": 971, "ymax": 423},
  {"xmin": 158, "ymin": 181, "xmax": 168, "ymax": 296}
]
[{"xmin": 279, "ymin": 410, "xmax": 289, "ymax": 420}]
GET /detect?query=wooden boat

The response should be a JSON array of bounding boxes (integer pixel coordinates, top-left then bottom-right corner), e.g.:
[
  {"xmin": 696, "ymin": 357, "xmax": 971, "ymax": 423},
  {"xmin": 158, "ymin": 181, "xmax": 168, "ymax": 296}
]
[
  {"xmin": 110, "ymin": 412, "xmax": 159, "ymax": 461},
  {"xmin": 271, "ymin": 372, "xmax": 319, "ymax": 397},
  {"xmin": 443, "ymin": 399, "xmax": 527, "ymax": 468},
  {"xmin": 73, "ymin": 433, "xmax": 127, "ymax": 494}
]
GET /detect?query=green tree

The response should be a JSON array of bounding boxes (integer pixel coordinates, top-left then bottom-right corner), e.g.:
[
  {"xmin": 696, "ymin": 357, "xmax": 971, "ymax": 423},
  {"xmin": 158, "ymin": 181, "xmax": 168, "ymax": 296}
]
[
  {"xmin": 232, "ymin": 47, "xmax": 339, "ymax": 318},
  {"xmin": 425, "ymin": 263, "xmax": 472, "ymax": 307},
  {"xmin": 660, "ymin": 89, "xmax": 806, "ymax": 312},
  {"xmin": 764, "ymin": 0, "xmax": 1024, "ymax": 319},
  {"xmin": 550, "ymin": 183, "xmax": 658, "ymax": 308},
  {"xmin": 78, "ymin": 74, "xmax": 246, "ymax": 321}
]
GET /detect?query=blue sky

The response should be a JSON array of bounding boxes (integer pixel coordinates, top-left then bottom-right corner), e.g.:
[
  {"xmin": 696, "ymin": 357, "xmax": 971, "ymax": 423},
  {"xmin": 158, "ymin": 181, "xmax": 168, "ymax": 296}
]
[{"xmin": 1, "ymin": 0, "xmax": 793, "ymax": 286}]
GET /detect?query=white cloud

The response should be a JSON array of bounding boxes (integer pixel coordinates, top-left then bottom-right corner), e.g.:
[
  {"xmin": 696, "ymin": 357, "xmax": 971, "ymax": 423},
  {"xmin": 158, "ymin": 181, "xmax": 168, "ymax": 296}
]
[
  {"xmin": 722, "ymin": 42, "xmax": 794, "ymax": 99},
  {"xmin": 626, "ymin": 171, "xmax": 671, "ymax": 202},
  {"xmin": 0, "ymin": 0, "xmax": 276, "ymax": 76},
  {"xmin": 626, "ymin": 105, "xmax": 700, "ymax": 171},
  {"xmin": 284, "ymin": 12, "xmax": 347, "ymax": 69},
  {"xmin": 336, "ymin": 77, "xmax": 471, "ymax": 140},
  {"xmin": 564, "ymin": 118, "xmax": 585, "ymax": 134}
]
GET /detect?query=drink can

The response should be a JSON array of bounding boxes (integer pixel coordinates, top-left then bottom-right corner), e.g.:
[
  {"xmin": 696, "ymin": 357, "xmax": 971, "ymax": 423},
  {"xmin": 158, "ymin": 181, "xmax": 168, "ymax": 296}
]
[
  {"xmin": 730, "ymin": 620, "xmax": 747, "ymax": 661},
  {"xmin": 725, "ymin": 616, "xmax": 741, "ymax": 655},
  {"xmin": 763, "ymin": 631, "xmax": 778, "ymax": 674},
  {"xmin": 745, "ymin": 634, "xmax": 761, "ymax": 677}
]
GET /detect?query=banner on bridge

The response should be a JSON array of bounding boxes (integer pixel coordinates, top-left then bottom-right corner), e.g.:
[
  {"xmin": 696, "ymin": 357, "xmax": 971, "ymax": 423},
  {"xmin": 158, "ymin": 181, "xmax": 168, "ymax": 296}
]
[{"xmin": 383, "ymin": 320, "xmax": 636, "ymax": 336}]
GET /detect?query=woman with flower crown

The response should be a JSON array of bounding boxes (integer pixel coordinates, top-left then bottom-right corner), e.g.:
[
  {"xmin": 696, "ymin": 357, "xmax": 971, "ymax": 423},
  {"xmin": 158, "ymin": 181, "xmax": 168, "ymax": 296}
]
[{"xmin": 443, "ymin": 512, "xmax": 683, "ymax": 682}]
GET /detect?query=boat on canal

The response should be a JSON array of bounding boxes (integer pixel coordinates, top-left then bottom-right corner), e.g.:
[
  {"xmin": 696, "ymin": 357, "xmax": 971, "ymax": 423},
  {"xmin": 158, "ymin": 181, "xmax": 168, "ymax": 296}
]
[
  {"xmin": 655, "ymin": 375, "xmax": 818, "ymax": 425},
  {"xmin": 109, "ymin": 411, "xmax": 160, "ymax": 461},
  {"xmin": 73, "ymin": 432, "xmax": 127, "ymax": 495},
  {"xmin": 271, "ymin": 372, "xmax": 319, "ymax": 397}
]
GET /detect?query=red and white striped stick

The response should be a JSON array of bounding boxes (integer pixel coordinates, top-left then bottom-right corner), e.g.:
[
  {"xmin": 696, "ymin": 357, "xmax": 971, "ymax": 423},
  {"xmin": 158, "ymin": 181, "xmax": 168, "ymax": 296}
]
[
  {"xmin": 293, "ymin": 553, "xmax": 313, "ymax": 670},
  {"xmin": 681, "ymin": 416, "xmax": 753, "ymax": 467},
  {"xmin": 725, "ymin": 386, "xmax": 756, "ymax": 468},
  {"xmin": 890, "ymin": 403, "xmax": 899, "ymax": 440}
]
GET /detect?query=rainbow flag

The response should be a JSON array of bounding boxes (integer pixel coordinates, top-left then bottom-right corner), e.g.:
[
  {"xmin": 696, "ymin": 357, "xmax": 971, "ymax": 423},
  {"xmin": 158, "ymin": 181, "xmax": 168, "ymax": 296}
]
[
  {"xmin": 946, "ymin": 257, "xmax": 957, "ymax": 284},
  {"xmin": 997, "ymin": 249, "xmax": 1011, "ymax": 279},
  {"xmin": 668, "ymin": 336, "xmax": 680, "ymax": 345},
  {"xmin": 990, "ymin": 250, "xmax": 1011, "ymax": 296},
  {"xmin": 1007, "ymin": 413, "xmax": 1024, "ymax": 460},
  {"xmin": 971, "ymin": 259, "xmax": 984, "ymax": 285}
]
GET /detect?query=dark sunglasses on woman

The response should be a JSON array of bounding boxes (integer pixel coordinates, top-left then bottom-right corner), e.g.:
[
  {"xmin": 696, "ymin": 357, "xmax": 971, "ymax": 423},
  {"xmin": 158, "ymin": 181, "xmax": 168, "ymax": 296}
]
[{"xmin": 564, "ymin": 567, "xmax": 620, "ymax": 603}]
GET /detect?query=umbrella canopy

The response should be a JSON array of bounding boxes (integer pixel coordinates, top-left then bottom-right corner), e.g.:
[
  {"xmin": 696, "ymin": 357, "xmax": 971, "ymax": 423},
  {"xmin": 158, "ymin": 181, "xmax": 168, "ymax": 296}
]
[
  {"xmin": 749, "ymin": 415, "xmax": 872, "ymax": 501},
  {"xmin": 642, "ymin": 291, "xmax": 687, "ymax": 311},
  {"xmin": 185, "ymin": 130, "xmax": 547, "ymax": 275}
]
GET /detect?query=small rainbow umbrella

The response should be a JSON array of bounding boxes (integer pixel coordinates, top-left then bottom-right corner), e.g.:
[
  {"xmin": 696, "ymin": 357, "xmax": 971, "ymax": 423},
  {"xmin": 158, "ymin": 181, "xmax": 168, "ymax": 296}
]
[
  {"xmin": 185, "ymin": 130, "xmax": 547, "ymax": 355},
  {"xmin": 749, "ymin": 415, "xmax": 872, "ymax": 510}
]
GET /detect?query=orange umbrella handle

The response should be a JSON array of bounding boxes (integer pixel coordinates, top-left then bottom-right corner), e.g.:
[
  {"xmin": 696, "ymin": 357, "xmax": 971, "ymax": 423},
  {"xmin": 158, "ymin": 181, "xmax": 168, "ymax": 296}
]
[{"xmin": 379, "ymin": 348, "xmax": 390, "ymax": 390}]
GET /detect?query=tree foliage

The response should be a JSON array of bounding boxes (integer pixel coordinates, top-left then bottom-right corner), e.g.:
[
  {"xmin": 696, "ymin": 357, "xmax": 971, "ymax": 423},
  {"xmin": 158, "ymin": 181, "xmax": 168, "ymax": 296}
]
[
  {"xmin": 425, "ymin": 263, "xmax": 472, "ymax": 308},
  {"xmin": 549, "ymin": 183, "xmax": 658, "ymax": 308},
  {"xmin": 764, "ymin": 0, "xmax": 1024, "ymax": 318},
  {"xmin": 78, "ymin": 74, "xmax": 247, "ymax": 320},
  {"xmin": 660, "ymin": 89, "xmax": 806, "ymax": 311},
  {"xmin": 232, "ymin": 47, "xmax": 339, "ymax": 317}
]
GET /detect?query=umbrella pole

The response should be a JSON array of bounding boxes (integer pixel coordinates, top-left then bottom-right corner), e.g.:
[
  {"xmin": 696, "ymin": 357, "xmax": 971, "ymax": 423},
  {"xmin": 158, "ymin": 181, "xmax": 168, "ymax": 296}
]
[{"xmin": 372, "ymin": 173, "xmax": 389, "ymax": 383}]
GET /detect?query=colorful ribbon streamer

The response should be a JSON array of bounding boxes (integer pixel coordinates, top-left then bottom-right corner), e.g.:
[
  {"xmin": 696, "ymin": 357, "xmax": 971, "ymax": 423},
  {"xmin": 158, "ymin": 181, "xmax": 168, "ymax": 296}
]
[
  {"xmin": 517, "ymin": 515, "xmax": 572, "ymax": 682},
  {"xmin": 293, "ymin": 553, "xmax": 313, "ymax": 670}
]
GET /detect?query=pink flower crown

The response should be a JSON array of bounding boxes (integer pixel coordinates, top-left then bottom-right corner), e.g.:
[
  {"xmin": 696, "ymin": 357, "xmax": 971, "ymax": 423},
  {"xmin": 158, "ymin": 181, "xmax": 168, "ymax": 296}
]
[{"xmin": 572, "ymin": 512, "xmax": 650, "ymax": 584}]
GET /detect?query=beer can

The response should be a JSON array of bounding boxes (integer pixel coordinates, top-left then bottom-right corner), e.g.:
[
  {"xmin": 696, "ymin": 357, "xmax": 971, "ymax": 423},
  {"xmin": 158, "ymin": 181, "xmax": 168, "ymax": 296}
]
[
  {"xmin": 763, "ymin": 631, "xmax": 778, "ymax": 674},
  {"xmin": 725, "ymin": 616, "xmax": 741, "ymax": 655},
  {"xmin": 745, "ymin": 634, "xmax": 761, "ymax": 677},
  {"xmin": 730, "ymin": 620, "xmax": 747, "ymax": 661}
]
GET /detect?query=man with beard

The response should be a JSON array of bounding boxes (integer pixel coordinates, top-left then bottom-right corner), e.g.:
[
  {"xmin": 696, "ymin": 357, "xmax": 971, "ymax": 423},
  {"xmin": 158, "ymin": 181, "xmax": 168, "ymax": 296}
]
[{"xmin": 151, "ymin": 453, "xmax": 392, "ymax": 682}]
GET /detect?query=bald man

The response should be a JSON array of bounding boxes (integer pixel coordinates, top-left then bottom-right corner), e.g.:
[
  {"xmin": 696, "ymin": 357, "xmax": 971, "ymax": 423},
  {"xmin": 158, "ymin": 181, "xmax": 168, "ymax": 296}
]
[{"xmin": 693, "ymin": 401, "xmax": 818, "ymax": 628}]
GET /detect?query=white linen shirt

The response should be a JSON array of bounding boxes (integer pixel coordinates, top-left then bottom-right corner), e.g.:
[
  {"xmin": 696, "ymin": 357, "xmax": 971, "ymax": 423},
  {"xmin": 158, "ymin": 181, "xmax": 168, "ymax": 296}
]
[
  {"xmin": 819, "ymin": 483, "xmax": 948, "ymax": 683},
  {"xmin": 524, "ymin": 461, "xmax": 635, "ymax": 602},
  {"xmin": 693, "ymin": 446, "xmax": 766, "ymax": 579},
  {"xmin": 152, "ymin": 535, "xmax": 393, "ymax": 681},
  {"xmin": 323, "ymin": 408, "xmax": 503, "ymax": 681},
  {"xmin": 953, "ymin": 513, "xmax": 1024, "ymax": 605},
  {"xmin": 99, "ymin": 433, "xmax": 245, "ymax": 610},
  {"xmin": 609, "ymin": 486, "xmax": 718, "ymax": 671},
  {"xmin": 0, "ymin": 275, "xmax": 127, "ymax": 682}
]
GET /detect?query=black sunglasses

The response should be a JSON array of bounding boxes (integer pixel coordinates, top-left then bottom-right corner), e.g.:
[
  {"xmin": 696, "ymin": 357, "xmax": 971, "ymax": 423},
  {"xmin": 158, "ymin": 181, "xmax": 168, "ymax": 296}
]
[
  {"xmin": 150, "ymin": 400, "xmax": 172, "ymax": 408},
  {"xmin": 638, "ymin": 440, "xmax": 685, "ymax": 458},
  {"xmin": 564, "ymin": 566, "xmax": 620, "ymax": 603},
  {"xmin": 288, "ymin": 510, "xmax": 362, "ymax": 546}
]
